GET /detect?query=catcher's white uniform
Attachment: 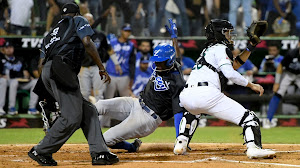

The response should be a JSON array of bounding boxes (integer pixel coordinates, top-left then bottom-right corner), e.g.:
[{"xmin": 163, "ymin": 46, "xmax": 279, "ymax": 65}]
[
  {"xmin": 178, "ymin": 43, "xmax": 276, "ymax": 159},
  {"xmin": 180, "ymin": 44, "xmax": 248, "ymax": 125},
  {"xmin": 174, "ymin": 17, "xmax": 276, "ymax": 158}
]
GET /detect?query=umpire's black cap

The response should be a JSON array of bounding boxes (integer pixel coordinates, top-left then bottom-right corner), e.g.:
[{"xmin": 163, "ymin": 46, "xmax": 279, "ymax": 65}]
[{"xmin": 61, "ymin": 2, "xmax": 80, "ymax": 15}]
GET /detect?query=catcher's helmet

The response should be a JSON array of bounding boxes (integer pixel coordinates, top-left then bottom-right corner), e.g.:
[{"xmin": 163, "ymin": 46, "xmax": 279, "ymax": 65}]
[
  {"xmin": 150, "ymin": 43, "xmax": 175, "ymax": 67},
  {"xmin": 205, "ymin": 19, "xmax": 235, "ymax": 49}
]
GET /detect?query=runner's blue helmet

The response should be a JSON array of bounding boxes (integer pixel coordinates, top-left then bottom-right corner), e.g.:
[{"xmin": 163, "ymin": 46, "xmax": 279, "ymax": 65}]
[{"xmin": 150, "ymin": 43, "xmax": 176, "ymax": 67}]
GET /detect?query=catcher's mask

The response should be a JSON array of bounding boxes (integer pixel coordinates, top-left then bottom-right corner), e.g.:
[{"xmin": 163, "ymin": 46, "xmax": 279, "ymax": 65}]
[
  {"xmin": 150, "ymin": 43, "xmax": 176, "ymax": 72},
  {"xmin": 205, "ymin": 19, "xmax": 236, "ymax": 50}
]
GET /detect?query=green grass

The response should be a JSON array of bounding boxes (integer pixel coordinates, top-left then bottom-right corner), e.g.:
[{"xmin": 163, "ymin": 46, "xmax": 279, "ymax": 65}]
[{"xmin": 0, "ymin": 127, "xmax": 300, "ymax": 144}]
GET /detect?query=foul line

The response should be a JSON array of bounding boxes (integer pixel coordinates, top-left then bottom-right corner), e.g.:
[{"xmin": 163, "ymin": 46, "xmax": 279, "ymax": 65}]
[
  {"xmin": 9, "ymin": 157, "xmax": 300, "ymax": 167},
  {"xmin": 217, "ymin": 157, "xmax": 300, "ymax": 167},
  {"xmin": 121, "ymin": 157, "xmax": 300, "ymax": 167}
]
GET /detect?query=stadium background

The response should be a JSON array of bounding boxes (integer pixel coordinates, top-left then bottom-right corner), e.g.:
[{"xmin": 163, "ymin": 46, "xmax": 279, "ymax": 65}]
[{"xmin": 0, "ymin": 36, "xmax": 299, "ymax": 128}]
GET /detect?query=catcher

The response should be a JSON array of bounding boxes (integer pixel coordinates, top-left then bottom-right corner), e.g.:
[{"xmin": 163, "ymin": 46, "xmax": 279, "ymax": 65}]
[{"xmin": 174, "ymin": 20, "xmax": 276, "ymax": 159}]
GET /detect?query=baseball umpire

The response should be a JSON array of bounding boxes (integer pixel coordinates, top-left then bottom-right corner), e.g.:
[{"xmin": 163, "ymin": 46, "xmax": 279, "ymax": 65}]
[
  {"xmin": 174, "ymin": 19, "xmax": 276, "ymax": 159},
  {"xmin": 93, "ymin": 19, "xmax": 195, "ymax": 152},
  {"xmin": 266, "ymin": 39, "xmax": 300, "ymax": 128},
  {"xmin": 28, "ymin": 2, "xmax": 119, "ymax": 166}
]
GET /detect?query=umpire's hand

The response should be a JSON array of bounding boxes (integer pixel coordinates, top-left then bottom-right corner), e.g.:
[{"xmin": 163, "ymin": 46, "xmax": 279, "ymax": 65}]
[{"xmin": 99, "ymin": 70, "xmax": 111, "ymax": 84}]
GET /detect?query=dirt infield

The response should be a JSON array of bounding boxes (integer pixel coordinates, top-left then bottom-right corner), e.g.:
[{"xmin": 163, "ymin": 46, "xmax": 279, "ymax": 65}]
[{"xmin": 1, "ymin": 143, "xmax": 300, "ymax": 168}]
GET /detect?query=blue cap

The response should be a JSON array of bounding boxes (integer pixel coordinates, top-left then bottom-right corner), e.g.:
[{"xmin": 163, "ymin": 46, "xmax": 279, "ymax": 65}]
[
  {"xmin": 122, "ymin": 23, "xmax": 132, "ymax": 31},
  {"xmin": 150, "ymin": 43, "xmax": 175, "ymax": 67},
  {"xmin": 140, "ymin": 55, "xmax": 150, "ymax": 63}
]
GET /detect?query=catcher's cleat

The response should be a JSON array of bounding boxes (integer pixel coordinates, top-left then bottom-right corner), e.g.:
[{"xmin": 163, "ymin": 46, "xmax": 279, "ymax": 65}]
[
  {"xmin": 92, "ymin": 152, "xmax": 119, "ymax": 165},
  {"xmin": 173, "ymin": 135, "xmax": 189, "ymax": 155},
  {"xmin": 129, "ymin": 138, "xmax": 142, "ymax": 153},
  {"xmin": 28, "ymin": 147, "xmax": 57, "ymax": 166},
  {"xmin": 246, "ymin": 146, "xmax": 276, "ymax": 159}
]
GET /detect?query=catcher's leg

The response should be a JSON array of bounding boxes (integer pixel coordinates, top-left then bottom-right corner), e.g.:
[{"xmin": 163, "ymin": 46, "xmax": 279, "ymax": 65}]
[
  {"xmin": 174, "ymin": 112, "xmax": 200, "ymax": 155},
  {"xmin": 239, "ymin": 110, "xmax": 276, "ymax": 159}
]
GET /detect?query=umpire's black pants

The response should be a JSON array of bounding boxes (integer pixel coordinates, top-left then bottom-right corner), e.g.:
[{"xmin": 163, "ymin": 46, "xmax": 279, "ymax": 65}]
[{"xmin": 35, "ymin": 60, "xmax": 108, "ymax": 157}]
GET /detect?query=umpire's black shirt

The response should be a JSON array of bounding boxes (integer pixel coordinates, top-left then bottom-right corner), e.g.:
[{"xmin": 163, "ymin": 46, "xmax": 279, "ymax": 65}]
[
  {"xmin": 140, "ymin": 61, "xmax": 186, "ymax": 121},
  {"xmin": 42, "ymin": 15, "xmax": 94, "ymax": 73}
]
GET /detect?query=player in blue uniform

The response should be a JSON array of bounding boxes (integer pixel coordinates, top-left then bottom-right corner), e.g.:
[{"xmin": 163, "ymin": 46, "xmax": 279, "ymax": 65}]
[
  {"xmin": 265, "ymin": 40, "xmax": 300, "ymax": 129},
  {"xmin": 94, "ymin": 19, "xmax": 199, "ymax": 153},
  {"xmin": 131, "ymin": 54, "xmax": 153, "ymax": 97},
  {"xmin": 105, "ymin": 24, "xmax": 136, "ymax": 98}
]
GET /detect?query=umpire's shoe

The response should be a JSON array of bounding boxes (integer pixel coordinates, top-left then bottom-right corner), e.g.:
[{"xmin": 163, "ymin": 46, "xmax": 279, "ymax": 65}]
[
  {"xmin": 28, "ymin": 147, "xmax": 57, "ymax": 166},
  {"xmin": 92, "ymin": 152, "xmax": 119, "ymax": 165}
]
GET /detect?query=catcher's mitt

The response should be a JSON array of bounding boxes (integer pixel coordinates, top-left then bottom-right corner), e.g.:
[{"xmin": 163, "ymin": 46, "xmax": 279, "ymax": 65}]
[{"xmin": 246, "ymin": 21, "xmax": 268, "ymax": 46}]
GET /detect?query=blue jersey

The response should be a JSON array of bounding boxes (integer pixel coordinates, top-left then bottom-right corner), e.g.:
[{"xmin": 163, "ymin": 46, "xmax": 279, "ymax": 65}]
[
  {"xmin": 237, "ymin": 60, "xmax": 255, "ymax": 73},
  {"xmin": 1, "ymin": 55, "xmax": 24, "ymax": 78},
  {"xmin": 292, "ymin": 0, "xmax": 300, "ymax": 21},
  {"xmin": 106, "ymin": 36, "xmax": 136, "ymax": 78},
  {"xmin": 181, "ymin": 56, "xmax": 195, "ymax": 71},
  {"xmin": 267, "ymin": 0, "xmax": 289, "ymax": 13},
  {"xmin": 131, "ymin": 66, "xmax": 153, "ymax": 97},
  {"xmin": 259, "ymin": 55, "xmax": 284, "ymax": 72}
]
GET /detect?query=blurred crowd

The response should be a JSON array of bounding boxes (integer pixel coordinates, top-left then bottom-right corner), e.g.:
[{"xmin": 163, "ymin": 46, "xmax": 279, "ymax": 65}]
[{"xmin": 0, "ymin": 0, "xmax": 300, "ymax": 37}]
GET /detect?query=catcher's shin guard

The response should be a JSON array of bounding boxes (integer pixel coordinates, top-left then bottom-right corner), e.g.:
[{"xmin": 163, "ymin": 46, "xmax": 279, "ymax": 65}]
[
  {"xmin": 174, "ymin": 112, "xmax": 200, "ymax": 155},
  {"xmin": 179, "ymin": 112, "xmax": 200, "ymax": 143},
  {"xmin": 239, "ymin": 110, "xmax": 262, "ymax": 148},
  {"xmin": 39, "ymin": 100, "xmax": 60, "ymax": 134}
]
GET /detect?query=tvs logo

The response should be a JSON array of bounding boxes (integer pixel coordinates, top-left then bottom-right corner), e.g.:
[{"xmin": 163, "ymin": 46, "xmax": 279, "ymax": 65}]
[
  {"xmin": 0, "ymin": 118, "xmax": 7, "ymax": 128},
  {"xmin": 8, "ymin": 118, "xmax": 30, "ymax": 128}
]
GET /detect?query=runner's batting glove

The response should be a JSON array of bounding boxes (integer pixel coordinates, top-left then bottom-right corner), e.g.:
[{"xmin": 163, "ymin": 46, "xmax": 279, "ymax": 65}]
[{"xmin": 165, "ymin": 18, "xmax": 177, "ymax": 39}]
